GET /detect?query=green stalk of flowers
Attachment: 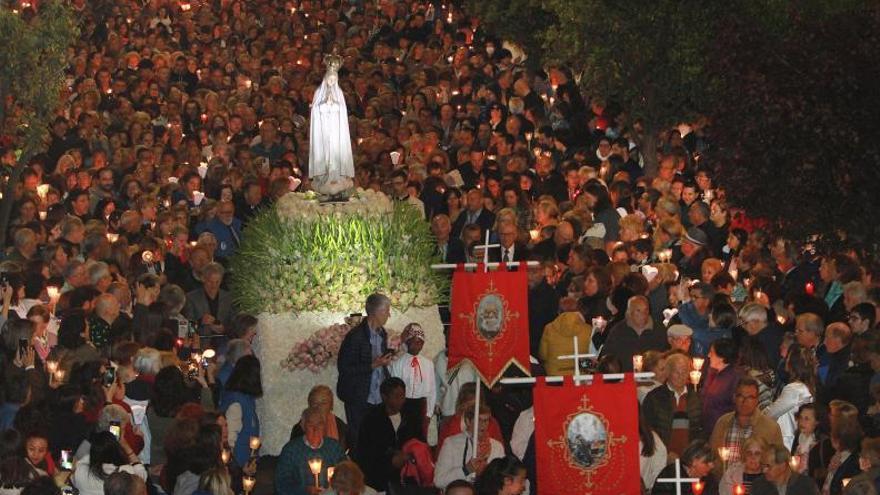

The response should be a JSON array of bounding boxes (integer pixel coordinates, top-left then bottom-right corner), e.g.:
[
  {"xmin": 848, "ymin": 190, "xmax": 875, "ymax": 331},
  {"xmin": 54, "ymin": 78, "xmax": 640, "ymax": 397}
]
[{"xmin": 230, "ymin": 197, "xmax": 447, "ymax": 314}]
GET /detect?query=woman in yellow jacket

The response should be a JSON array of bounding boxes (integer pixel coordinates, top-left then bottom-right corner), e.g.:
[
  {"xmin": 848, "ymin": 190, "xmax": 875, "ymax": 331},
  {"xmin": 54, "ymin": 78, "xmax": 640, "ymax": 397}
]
[{"xmin": 539, "ymin": 310, "xmax": 592, "ymax": 376}]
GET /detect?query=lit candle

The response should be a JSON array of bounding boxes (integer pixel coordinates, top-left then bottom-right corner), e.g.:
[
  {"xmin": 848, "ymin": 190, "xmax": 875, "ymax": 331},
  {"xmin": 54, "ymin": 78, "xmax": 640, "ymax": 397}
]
[
  {"xmin": 525, "ymin": 132, "xmax": 533, "ymax": 142},
  {"xmin": 39, "ymin": 211, "xmax": 47, "ymax": 220},
  {"xmin": 46, "ymin": 361, "xmax": 58, "ymax": 374},
  {"xmin": 37, "ymin": 184, "xmax": 50, "ymax": 200},
  {"xmin": 718, "ymin": 447, "xmax": 731, "ymax": 462},
  {"xmin": 776, "ymin": 314, "xmax": 787, "ymax": 325},
  {"xmin": 632, "ymin": 355, "xmax": 643, "ymax": 372},
  {"xmin": 308, "ymin": 457, "xmax": 322, "ymax": 475},
  {"xmin": 106, "ymin": 233, "xmax": 119, "ymax": 243},
  {"xmin": 754, "ymin": 289, "xmax": 765, "ymax": 302},
  {"xmin": 529, "ymin": 229, "xmax": 540, "ymax": 241},
  {"xmin": 592, "ymin": 316, "xmax": 607, "ymax": 333},
  {"xmin": 842, "ymin": 478, "xmax": 851, "ymax": 487},
  {"xmin": 242, "ymin": 475, "xmax": 256, "ymax": 493},
  {"xmin": 249, "ymin": 436, "xmax": 262, "ymax": 452},
  {"xmin": 141, "ymin": 251, "xmax": 154, "ymax": 263},
  {"xmin": 308, "ymin": 457, "xmax": 323, "ymax": 488},
  {"xmin": 805, "ymin": 281, "xmax": 815, "ymax": 296},
  {"xmin": 203, "ymin": 349, "xmax": 216, "ymax": 360},
  {"xmin": 692, "ymin": 357, "xmax": 705, "ymax": 371},
  {"xmin": 789, "ymin": 455, "xmax": 799, "ymax": 470},
  {"xmin": 734, "ymin": 484, "xmax": 745, "ymax": 495},
  {"xmin": 692, "ymin": 481, "xmax": 705, "ymax": 495},
  {"xmin": 54, "ymin": 369, "xmax": 65, "ymax": 383},
  {"xmin": 47, "ymin": 286, "xmax": 60, "ymax": 302},
  {"xmin": 658, "ymin": 249, "xmax": 673, "ymax": 263},
  {"xmin": 189, "ymin": 241, "xmax": 198, "ymax": 247},
  {"xmin": 327, "ymin": 466, "xmax": 335, "ymax": 480},
  {"xmin": 221, "ymin": 449, "xmax": 230, "ymax": 464},
  {"xmin": 689, "ymin": 370, "xmax": 701, "ymax": 386}
]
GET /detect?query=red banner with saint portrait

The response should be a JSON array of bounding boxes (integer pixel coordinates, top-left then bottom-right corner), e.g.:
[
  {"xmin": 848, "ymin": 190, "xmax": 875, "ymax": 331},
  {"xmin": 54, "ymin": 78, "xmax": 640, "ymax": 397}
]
[
  {"xmin": 534, "ymin": 375, "xmax": 640, "ymax": 495},
  {"xmin": 448, "ymin": 264, "xmax": 530, "ymax": 386}
]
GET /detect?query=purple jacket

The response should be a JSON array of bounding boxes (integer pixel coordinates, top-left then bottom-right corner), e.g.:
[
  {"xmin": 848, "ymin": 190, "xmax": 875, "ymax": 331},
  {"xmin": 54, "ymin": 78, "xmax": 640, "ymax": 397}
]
[{"xmin": 700, "ymin": 365, "xmax": 741, "ymax": 432}]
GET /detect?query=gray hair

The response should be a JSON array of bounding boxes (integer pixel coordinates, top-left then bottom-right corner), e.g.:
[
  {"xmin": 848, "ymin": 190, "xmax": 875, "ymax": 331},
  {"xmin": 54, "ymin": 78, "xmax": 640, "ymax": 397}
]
[
  {"xmin": 13, "ymin": 228, "xmax": 35, "ymax": 250},
  {"xmin": 133, "ymin": 347, "xmax": 162, "ymax": 375},
  {"xmin": 94, "ymin": 293, "xmax": 119, "ymax": 317},
  {"xmin": 738, "ymin": 302, "xmax": 768, "ymax": 325},
  {"xmin": 764, "ymin": 444, "xmax": 791, "ymax": 466},
  {"xmin": 87, "ymin": 261, "xmax": 110, "ymax": 285},
  {"xmin": 59, "ymin": 216, "xmax": 84, "ymax": 237},
  {"xmin": 158, "ymin": 284, "xmax": 187, "ymax": 314},
  {"xmin": 844, "ymin": 281, "xmax": 868, "ymax": 304},
  {"xmin": 201, "ymin": 262, "xmax": 225, "ymax": 279},
  {"xmin": 97, "ymin": 404, "xmax": 129, "ymax": 432},
  {"xmin": 796, "ymin": 312, "xmax": 824, "ymax": 338},
  {"xmin": 365, "ymin": 293, "xmax": 391, "ymax": 316}
]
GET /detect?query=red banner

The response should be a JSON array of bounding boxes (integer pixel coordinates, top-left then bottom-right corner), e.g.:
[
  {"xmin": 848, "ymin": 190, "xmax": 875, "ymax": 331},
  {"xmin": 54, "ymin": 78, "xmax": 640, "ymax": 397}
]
[
  {"xmin": 534, "ymin": 375, "xmax": 640, "ymax": 495},
  {"xmin": 448, "ymin": 265, "xmax": 530, "ymax": 386}
]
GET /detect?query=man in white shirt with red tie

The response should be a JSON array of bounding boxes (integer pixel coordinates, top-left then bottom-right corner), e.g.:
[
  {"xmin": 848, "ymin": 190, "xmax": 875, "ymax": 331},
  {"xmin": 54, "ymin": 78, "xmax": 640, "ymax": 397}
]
[{"xmin": 389, "ymin": 323, "xmax": 436, "ymax": 436}]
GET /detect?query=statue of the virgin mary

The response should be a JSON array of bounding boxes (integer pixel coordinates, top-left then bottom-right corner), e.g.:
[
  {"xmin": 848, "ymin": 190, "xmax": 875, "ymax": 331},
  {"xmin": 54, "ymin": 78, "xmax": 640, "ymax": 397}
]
[{"xmin": 308, "ymin": 48, "xmax": 355, "ymax": 199}]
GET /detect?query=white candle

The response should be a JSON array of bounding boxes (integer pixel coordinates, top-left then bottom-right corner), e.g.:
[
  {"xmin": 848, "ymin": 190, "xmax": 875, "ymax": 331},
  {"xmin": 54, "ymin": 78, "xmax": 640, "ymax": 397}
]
[
  {"xmin": 47, "ymin": 286, "xmax": 60, "ymax": 302},
  {"xmin": 692, "ymin": 357, "xmax": 705, "ymax": 371},
  {"xmin": 689, "ymin": 370, "xmax": 702, "ymax": 386},
  {"xmin": 308, "ymin": 457, "xmax": 323, "ymax": 476}
]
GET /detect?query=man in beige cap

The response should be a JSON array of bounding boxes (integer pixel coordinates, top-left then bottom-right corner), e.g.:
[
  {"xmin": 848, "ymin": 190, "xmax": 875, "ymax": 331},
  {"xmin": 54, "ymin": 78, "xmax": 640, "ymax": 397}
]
[{"xmin": 667, "ymin": 324, "xmax": 693, "ymax": 354}]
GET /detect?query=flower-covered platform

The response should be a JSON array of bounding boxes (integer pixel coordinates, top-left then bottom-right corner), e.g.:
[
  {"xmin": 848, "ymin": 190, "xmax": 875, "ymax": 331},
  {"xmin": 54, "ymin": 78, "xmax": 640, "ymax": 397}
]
[{"xmin": 231, "ymin": 189, "xmax": 447, "ymax": 455}]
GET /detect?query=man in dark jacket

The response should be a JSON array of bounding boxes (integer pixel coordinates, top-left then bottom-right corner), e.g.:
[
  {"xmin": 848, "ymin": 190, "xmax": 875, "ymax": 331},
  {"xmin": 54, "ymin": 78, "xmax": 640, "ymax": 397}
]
[
  {"xmin": 354, "ymin": 377, "xmax": 410, "ymax": 493},
  {"xmin": 750, "ymin": 445, "xmax": 819, "ymax": 495},
  {"xmin": 527, "ymin": 260, "xmax": 559, "ymax": 360},
  {"xmin": 600, "ymin": 296, "xmax": 669, "ymax": 372},
  {"xmin": 451, "ymin": 187, "xmax": 496, "ymax": 240},
  {"xmin": 642, "ymin": 354, "xmax": 704, "ymax": 457},
  {"xmin": 337, "ymin": 293, "xmax": 393, "ymax": 448}
]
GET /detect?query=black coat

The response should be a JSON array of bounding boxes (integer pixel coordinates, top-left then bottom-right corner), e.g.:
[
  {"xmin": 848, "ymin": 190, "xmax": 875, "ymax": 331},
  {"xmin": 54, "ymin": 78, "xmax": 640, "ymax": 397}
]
[
  {"xmin": 354, "ymin": 404, "xmax": 409, "ymax": 492},
  {"xmin": 527, "ymin": 281, "xmax": 559, "ymax": 357},
  {"xmin": 750, "ymin": 472, "xmax": 818, "ymax": 495},
  {"xmin": 436, "ymin": 238, "xmax": 467, "ymax": 264},
  {"xmin": 652, "ymin": 464, "xmax": 718, "ymax": 495},
  {"xmin": 488, "ymin": 243, "xmax": 530, "ymax": 263},
  {"xmin": 450, "ymin": 208, "xmax": 496, "ymax": 240},
  {"xmin": 336, "ymin": 320, "xmax": 388, "ymax": 405}
]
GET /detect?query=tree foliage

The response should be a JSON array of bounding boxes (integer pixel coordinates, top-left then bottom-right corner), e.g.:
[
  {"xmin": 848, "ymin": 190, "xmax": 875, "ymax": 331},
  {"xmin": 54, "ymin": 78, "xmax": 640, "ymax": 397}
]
[
  {"xmin": 710, "ymin": 4, "xmax": 880, "ymax": 246},
  {"xmin": 0, "ymin": 1, "xmax": 78, "ymax": 244}
]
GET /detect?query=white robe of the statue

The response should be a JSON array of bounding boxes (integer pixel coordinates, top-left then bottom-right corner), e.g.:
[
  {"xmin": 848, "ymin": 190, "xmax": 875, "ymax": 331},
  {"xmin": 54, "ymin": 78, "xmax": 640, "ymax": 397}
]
[{"xmin": 308, "ymin": 75, "xmax": 355, "ymax": 183}]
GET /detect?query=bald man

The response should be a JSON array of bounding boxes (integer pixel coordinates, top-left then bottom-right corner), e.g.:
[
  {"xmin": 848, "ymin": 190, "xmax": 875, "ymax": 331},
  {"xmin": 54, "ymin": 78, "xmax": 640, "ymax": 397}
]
[{"xmin": 599, "ymin": 296, "xmax": 670, "ymax": 372}]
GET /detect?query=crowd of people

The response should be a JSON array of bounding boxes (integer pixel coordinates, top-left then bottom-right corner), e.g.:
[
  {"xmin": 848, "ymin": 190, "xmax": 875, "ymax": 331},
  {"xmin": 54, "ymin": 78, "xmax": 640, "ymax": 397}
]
[{"xmin": 1, "ymin": 0, "xmax": 880, "ymax": 495}]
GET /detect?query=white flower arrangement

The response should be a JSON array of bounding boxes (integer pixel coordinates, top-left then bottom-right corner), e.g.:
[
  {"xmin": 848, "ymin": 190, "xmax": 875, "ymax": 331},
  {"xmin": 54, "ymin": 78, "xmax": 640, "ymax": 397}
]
[
  {"xmin": 275, "ymin": 188, "xmax": 394, "ymax": 222},
  {"xmin": 231, "ymin": 189, "xmax": 446, "ymax": 314}
]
